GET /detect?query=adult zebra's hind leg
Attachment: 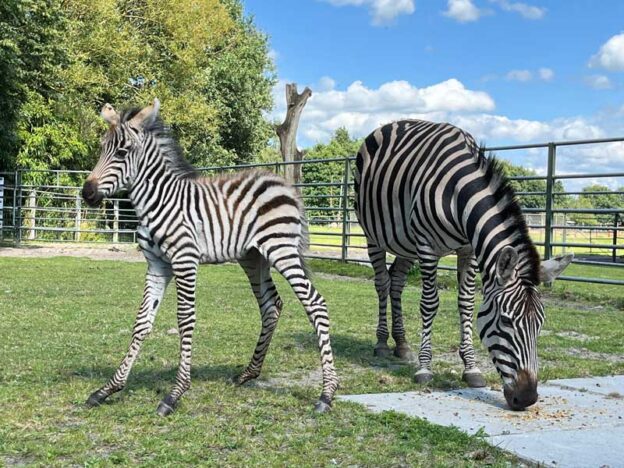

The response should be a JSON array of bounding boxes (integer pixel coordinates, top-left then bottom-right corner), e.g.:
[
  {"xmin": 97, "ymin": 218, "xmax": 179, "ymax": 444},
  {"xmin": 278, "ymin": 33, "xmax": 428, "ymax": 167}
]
[
  {"xmin": 264, "ymin": 245, "xmax": 338, "ymax": 412},
  {"xmin": 414, "ymin": 252, "xmax": 440, "ymax": 384},
  {"xmin": 389, "ymin": 257, "xmax": 415, "ymax": 360},
  {"xmin": 234, "ymin": 248, "xmax": 283, "ymax": 385},
  {"xmin": 367, "ymin": 245, "xmax": 392, "ymax": 357},
  {"xmin": 456, "ymin": 247, "xmax": 486, "ymax": 388},
  {"xmin": 86, "ymin": 260, "xmax": 172, "ymax": 407}
]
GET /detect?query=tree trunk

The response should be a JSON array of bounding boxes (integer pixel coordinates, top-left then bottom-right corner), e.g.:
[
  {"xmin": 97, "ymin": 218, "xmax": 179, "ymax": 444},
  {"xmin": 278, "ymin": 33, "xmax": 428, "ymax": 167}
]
[{"xmin": 276, "ymin": 83, "xmax": 311, "ymax": 186}]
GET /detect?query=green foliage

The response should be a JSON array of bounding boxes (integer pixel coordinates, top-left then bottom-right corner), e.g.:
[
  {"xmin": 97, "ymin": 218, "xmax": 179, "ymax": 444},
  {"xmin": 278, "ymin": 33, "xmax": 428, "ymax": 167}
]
[
  {"xmin": 496, "ymin": 159, "xmax": 569, "ymax": 209},
  {"xmin": 579, "ymin": 184, "xmax": 624, "ymax": 224},
  {"xmin": 0, "ymin": 0, "xmax": 274, "ymax": 172},
  {"xmin": 302, "ymin": 128, "xmax": 362, "ymax": 221}
]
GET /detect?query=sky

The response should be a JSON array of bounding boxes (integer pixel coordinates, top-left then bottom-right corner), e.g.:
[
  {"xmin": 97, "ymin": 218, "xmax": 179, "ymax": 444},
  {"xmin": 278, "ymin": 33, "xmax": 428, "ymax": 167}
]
[{"xmin": 243, "ymin": 0, "xmax": 624, "ymax": 188}]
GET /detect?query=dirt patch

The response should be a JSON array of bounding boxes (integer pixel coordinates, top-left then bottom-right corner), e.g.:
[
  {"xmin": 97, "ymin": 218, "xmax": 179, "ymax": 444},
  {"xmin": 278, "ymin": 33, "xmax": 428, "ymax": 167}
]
[
  {"xmin": 564, "ymin": 347, "xmax": 624, "ymax": 363},
  {"xmin": 0, "ymin": 244, "xmax": 145, "ymax": 262},
  {"xmin": 541, "ymin": 330, "xmax": 596, "ymax": 341}
]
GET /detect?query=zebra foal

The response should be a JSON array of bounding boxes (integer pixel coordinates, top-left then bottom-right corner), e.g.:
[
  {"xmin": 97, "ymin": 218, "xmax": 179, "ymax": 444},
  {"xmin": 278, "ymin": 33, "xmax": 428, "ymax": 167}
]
[
  {"xmin": 355, "ymin": 120, "xmax": 572, "ymax": 410},
  {"xmin": 82, "ymin": 99, "xmax": 338, "ymax": 415}
]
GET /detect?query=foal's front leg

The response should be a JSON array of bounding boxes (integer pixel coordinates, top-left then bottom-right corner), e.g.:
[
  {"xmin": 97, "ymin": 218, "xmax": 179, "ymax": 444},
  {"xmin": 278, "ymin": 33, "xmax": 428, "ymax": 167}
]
[
  {"xmin": 86, "ymin": 260, "xmax": 172, "ymax": 407},
  {"xmin": 156, "ymin": 261, "xmax": 198, "ymax": 416}
]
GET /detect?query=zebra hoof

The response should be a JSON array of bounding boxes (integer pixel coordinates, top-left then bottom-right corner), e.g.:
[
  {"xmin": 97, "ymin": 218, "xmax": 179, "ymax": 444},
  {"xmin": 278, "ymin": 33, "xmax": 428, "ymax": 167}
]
[
  {"xmin": 156, "ymin": 396, "xmax": 177, "ymax": 417},
  {"xmin": 313, "ymin": 401, "xmax": 332, "ymax": 413},
  {"xmin": 414, "ymin": 369, "xmax": 433, "ymax": 384},
  {"xmin": 373, "ymin": 343, "xmax": 392, "ymax": 358},
  {"xmin": 156, "ymin": 401, "xmax": 175, "ymax": 417},
  {"xmin": 85, "ymin": 390, "xmax": 107, "ymax": 408},
  {"xmin": 393, "ymin": 344, "xmax": 413, "ymax": 360},
  {"xmin": 462, "ymin": 370, "xmax": 486, "ymax": 388},
  {"xmin": 231, "ymin": 372, "xmax": 258, "ymax": 386}
]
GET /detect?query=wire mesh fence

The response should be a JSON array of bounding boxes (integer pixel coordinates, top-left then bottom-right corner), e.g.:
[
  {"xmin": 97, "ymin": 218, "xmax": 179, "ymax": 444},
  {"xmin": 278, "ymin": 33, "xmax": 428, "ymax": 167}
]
[{"xmin": 1, "ymin": 137, "xmax": 623, "ymax": 285}]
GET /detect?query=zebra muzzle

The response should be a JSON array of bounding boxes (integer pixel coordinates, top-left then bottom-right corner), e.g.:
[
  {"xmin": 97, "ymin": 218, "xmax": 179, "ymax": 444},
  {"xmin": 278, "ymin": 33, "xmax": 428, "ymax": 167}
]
[{"xmin": 82, "ymin": 179, "xmax": 103, "ymax": 207}]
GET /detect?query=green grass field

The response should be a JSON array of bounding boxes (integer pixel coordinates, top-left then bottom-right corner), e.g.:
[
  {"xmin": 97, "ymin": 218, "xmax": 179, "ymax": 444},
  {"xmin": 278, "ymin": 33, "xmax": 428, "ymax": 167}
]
[{"xmin": 1, "ymin": 257, "xmax": 623, "ymax": 466}]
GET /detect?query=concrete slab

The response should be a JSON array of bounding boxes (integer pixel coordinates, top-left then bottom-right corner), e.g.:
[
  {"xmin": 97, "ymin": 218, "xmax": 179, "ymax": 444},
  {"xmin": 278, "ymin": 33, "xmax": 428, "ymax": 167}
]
[
  {"xmin": 340, "ymin": 376, "xmax": 624, "ymax": 467},
  {"xmin": 547, "ymin": 375, "xmax": 624, "ymax": 397}
]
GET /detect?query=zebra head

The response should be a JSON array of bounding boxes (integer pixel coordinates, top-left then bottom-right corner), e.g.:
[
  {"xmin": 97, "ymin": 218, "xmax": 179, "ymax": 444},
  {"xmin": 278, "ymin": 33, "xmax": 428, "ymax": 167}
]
[
  {"xmin": 82, "ymin": 99, "xmax": 160, "ymax": 207},
  {"xmin": 477, "ymin": 246, "xmax": 573, "ymax": 410}
]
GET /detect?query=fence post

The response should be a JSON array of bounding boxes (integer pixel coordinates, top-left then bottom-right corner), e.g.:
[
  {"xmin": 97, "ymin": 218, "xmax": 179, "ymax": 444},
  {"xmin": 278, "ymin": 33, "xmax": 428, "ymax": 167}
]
[
  {"xmin": 14, "ymin": 170, "xmax": 23, "ymax": 245},
  {"xmin": 113, "ymin": 200, "xmax": 119, "ymax": 243},
  {"xmin": 543, "ymin": 143, "xmax": 556, "ymax": 260},
  {"xmin": 75, "ymin": 191, "xmax": 82, "ymax": 242},
  {"xmin": 26, "ymin": 189, "xmax": 36, "ymax": 240},
  {"xmin": 613, "ymin": 212, "xmax": 619, "ymax": 263},
  {"xmin": 340, "ymin": 158, "xmax": 351, "ymax": 262}
]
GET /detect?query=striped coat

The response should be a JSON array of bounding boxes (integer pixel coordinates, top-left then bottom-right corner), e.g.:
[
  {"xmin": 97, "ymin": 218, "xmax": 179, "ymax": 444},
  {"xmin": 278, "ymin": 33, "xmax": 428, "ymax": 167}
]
[{"xmin": 82, "ymin": 99, "xmax": 337, "ymax": 415}]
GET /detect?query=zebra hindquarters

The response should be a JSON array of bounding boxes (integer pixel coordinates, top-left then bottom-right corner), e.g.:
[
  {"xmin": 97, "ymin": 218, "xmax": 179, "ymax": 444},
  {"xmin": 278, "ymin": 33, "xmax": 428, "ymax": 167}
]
[
  {"xmin": 259, "ymin": 242, "xmax": 338, "ymax": 412},
  {"xmin": 234, "ymin": 248, "xmax": 283, "ymax": 385}
]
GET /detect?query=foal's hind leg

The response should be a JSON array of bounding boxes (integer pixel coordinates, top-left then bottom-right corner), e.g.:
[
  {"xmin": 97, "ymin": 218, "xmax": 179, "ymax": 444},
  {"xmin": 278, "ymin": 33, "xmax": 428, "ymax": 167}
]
[
  {"xmin": 456, "ymin": 247, "xmax": 485, "ymax": 388},
  {"xmin": 263, "ymin": 245, "xmax": 338, "ymax": 412},
  {"xmin": 234, "ymin": 248, "xmax": 283, "ymax": 385}
]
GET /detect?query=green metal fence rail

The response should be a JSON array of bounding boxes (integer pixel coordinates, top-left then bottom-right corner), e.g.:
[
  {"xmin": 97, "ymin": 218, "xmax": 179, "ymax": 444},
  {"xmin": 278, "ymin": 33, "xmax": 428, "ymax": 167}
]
[{"xmin": 1, "ymin": 136, "xmax": 623, "ymax": 285}]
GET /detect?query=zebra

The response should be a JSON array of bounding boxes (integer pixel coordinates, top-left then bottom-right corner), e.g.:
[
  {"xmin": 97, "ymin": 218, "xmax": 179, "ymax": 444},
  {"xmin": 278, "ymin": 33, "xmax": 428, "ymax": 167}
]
[
  {"xmin": 354, "ymin": 119, "xmax": 573, "ymax": 410},
  {"xmin": 81, "ymin": 99, "xmax": 338, "ymax": 415}
]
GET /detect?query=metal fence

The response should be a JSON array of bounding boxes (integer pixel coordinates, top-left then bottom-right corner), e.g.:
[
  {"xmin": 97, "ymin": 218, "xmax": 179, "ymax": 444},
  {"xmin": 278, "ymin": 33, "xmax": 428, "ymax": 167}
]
[{"xmin": 1, "ymin": 137, "xmax": 623, "ymax": 285}]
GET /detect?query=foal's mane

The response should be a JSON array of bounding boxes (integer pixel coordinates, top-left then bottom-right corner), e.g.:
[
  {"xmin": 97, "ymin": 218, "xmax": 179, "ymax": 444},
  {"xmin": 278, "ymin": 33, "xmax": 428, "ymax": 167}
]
[{"xmin": 120, "ymin": 108, "xmax": 199, "ymax": 179}]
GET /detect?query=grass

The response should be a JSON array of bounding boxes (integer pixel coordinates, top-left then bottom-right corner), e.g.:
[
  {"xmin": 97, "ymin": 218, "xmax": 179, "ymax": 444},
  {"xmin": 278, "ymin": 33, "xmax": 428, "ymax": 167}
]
[{"xmin": 1, "ymin": 257, "xmax": 623, "ymax": 466}]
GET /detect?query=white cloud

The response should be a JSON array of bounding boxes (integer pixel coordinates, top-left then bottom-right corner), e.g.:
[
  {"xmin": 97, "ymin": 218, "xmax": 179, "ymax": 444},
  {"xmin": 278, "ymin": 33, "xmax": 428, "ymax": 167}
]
[
  {"xmin": 323, "ymin": 0, "xmax": 415, "ymax": 25},
  {"xmin": 506, "ymin": 69, "xmax": 533, "ymax": 82},
  {"xmin": 584, "ymin": 74, "xmax": 613, "ymax": 90},
  {"xmin": 538, "ymin": 67, "xmax": 554, "ymax": 81},
  {"xmin": 268, "ymin": 49, "xmax": 279, "ymax": 62},
  {"xmin": 589, "ymin": 32, "xmax": 624, "ymax": 71},
  {"xmin": 504, "ymin": 68, "xmax": 554, "ymax": 82},
  {"xmin": 318, "ymin": 76, "xmax": 336, "ymax": 91},
  {"xmin": 490, "ymin": 0, "xmax": 546, "ymax": 19},
  {"xmin": 443, "ymin": 0, "xmax": 483, "ymax": 23}
]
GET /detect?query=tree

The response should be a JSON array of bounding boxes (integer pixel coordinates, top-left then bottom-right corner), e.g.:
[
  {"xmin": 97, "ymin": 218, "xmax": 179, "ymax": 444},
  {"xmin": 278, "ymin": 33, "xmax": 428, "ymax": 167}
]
[
  {"xmin": 276, "ymin": 83, "xmax": 311, "ymax": 185},
  {"xmin": 579, "ymin": 184, "xmax": 624, "ymax": 224},
  {"xmin": 1, "ymin": 0, "xmax": 275, "ymax": 173},
  {"xmin": 302, "ymin": 128, "xmax": 362, "ymax": 220},
  {"xmin": 496, "ymin": 159, "xmax": 569, "ymax": 209}
]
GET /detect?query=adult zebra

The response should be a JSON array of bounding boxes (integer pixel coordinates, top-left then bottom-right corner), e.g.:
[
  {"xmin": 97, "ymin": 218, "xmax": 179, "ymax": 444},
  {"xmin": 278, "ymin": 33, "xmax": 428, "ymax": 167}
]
[
  {"xmin": 82, "ymin": 99, "xmax": 338, "ymax": 415},
  {"xmin": 354, "ymin": 119, "xmax": 572, "ymax": 410}
]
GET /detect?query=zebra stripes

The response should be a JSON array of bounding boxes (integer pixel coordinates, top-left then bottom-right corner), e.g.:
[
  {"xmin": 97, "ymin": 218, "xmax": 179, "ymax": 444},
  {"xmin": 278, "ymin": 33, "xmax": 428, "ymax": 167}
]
[
  {"xmin": 354, "ymin": 119, "xmax": 572, "ymax": 410},
  {"xmin": 82, "ymin": 99, "xmax": 337, "ymax": 415}
]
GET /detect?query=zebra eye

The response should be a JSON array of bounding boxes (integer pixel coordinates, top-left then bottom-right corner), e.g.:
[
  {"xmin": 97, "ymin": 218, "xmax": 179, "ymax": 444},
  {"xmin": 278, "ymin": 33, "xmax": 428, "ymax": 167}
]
[
  {"xmin": 115, "ymin": 148, "xmax": 128, "ymax": 158},
  {"xmin": 500, "ymin": 315, "xmax": 513, "ymax": 327}
]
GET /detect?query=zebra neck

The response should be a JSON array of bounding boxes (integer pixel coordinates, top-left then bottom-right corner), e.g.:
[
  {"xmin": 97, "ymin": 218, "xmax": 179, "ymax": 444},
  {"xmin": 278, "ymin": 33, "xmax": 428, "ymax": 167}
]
[{"xmin": 129, "ymin": 155, "xmax": 186, "ymax": 220}]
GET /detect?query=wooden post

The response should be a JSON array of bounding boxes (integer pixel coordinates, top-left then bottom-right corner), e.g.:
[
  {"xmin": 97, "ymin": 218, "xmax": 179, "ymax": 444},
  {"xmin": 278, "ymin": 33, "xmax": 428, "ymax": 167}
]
[
  {"xmin": 276, "ymin": 83, "xmax": 311, "ymax": 187},
  {"xmin": 26, "ymin": 189, "xmax": 36, "ymax": 240},
  {"xmin": 113, "ymin": 200, "xmax": 119, "ymax": 243},
  {"xmin": 75, "ymin": 192, "xmax": 81, "ymax": 242}
]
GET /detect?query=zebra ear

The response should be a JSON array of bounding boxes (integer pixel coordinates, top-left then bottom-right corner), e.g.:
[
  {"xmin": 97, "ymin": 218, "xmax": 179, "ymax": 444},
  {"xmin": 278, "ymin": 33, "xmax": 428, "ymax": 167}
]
[
  {"xmin": 129, "ymin": 98, "xmax": 160, "ymax": 129},
  {"xmin": 101, "ymin": 103, "xmax": 120, "ymax": 126},
  {"xmin": 496, "ymin": 246, "xmax": 519, "ymax": 285},
  {"xmin": 539, "ymin": 253, "xmax": 574, "ymax": 284}
]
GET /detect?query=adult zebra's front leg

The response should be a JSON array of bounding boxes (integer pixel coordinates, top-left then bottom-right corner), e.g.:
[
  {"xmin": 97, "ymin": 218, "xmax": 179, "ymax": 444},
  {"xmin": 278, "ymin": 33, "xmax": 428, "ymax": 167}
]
[
  {"xmin": 234, "ymin": 248, "xmax": 283, "ymax": 385},
  {"xmin": 456, "ymin": 247, "xmax": 486, "ymax": 388},
  {"xmin": 156, "ymin": 258, "xmax": 199, "ymax": 416},
  {"xmin": 86, "ymin": 260, "xmax": 172, "ymax": 407},
  {"xmin": 367, "ymin": 245, "xmax": 392, "ymax": 357},
  {"xmin": 414, "ymin": 251, "xmax": 440, "ymax": 384}
]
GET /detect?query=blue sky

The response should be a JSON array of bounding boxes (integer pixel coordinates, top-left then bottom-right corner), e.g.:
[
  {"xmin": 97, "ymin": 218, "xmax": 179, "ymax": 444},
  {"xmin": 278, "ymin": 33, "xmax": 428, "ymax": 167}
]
[{"xmin": 244, "ymin": 0, "xmax": 624, "ymax": 184}]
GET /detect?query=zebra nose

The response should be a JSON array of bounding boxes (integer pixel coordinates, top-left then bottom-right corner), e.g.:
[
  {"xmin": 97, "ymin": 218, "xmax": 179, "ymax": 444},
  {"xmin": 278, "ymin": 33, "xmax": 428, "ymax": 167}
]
[
  {"xmin": 503, "ymin": 369, "xmax": 538, "ymax": 411},
  {"xmin": 82, "ymin": 179, "xmax": 102, "ymax": 207}
]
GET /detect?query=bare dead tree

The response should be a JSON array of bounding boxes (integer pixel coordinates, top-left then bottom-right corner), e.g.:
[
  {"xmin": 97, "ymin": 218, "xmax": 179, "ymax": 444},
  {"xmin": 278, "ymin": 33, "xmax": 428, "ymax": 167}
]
[{"xmin": 276, "ymin": 83, "xmax": 311, "ymax": 186}]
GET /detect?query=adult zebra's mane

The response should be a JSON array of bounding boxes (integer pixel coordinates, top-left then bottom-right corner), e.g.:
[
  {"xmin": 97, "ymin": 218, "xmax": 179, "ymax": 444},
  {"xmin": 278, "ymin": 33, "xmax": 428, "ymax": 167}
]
[
  {"xmin": 121, "ymin": 108, "xmax": 198, "ymax": 179},
  {"xmin": 476, "ymin": 148, "xmax": 541, "ymax": 286}
]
